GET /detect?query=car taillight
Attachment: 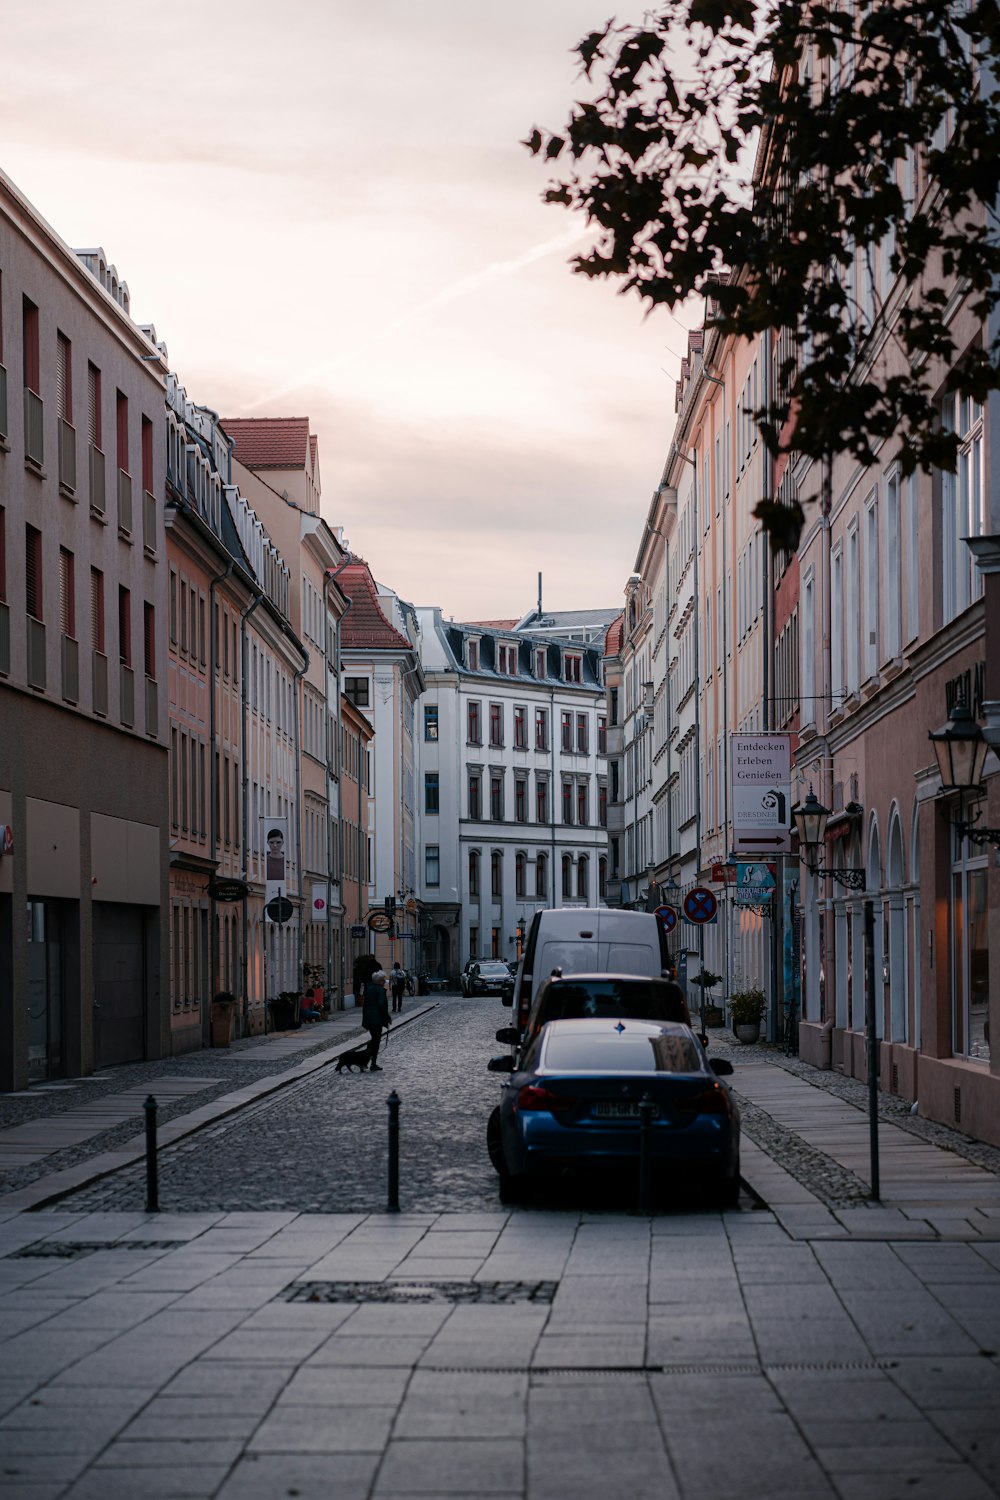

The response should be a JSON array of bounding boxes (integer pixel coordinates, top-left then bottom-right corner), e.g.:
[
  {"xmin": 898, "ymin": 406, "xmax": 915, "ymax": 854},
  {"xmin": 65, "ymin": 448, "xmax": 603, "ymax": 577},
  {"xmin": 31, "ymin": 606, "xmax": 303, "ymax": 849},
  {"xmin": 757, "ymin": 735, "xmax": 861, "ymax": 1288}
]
[
  {"xmin": 516, "ymin": 1085, "xmax": 575, "ymax": 1113},
  {"xmin": 675, "ymin": 1084, "xmax": 731, "ymax": 1115},
  {"xmin": 517, "ymin": 977, "xmax": 532, "ymax": 1031}
]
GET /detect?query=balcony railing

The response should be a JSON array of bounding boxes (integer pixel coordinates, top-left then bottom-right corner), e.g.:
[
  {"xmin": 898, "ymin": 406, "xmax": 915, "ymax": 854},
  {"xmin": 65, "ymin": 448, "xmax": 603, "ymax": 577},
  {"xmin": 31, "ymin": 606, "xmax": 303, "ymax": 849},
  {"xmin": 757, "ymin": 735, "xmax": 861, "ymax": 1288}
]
[
  {"xmin": 120, "ymin": 662, "xmax": 135, "ymax": 726},
  {"xmin": 0, "ymin": 363, "xmax": 7, "ymax": 441},
  {"xmin": 89, "ymin": 445, "xmax": 106, "ymax": 517},
  {"xmin": 92, "ymin": 650, "xmax": 108, "ymax": 716},
  {"xmin": 27, "ymin": 616, "xmax": 46, "ymax": 691},
  {"xmin": 0, "ymin": 601, "xmax": 9, "ymax": 676},
  {"xmin": 145, "ymin": 675, "xmax": 158, "ymax": 737},
  {"xmin": 117, "ymin": 469, "xmax": 133, "ymax": 536},
  {"xmin": 58, "ymin": 418, "xmax": 77, "ymax": 494},
  {"xmin": 143, "ymin": 489, "xmax": 156, "ymax": 554},
  {"xmin": 24, "ymin": 388, "xmax": 43, "ymax": 467},
  {"xmin": 61, "ymin": 634, "xmax": 79, "ymax": 703}
]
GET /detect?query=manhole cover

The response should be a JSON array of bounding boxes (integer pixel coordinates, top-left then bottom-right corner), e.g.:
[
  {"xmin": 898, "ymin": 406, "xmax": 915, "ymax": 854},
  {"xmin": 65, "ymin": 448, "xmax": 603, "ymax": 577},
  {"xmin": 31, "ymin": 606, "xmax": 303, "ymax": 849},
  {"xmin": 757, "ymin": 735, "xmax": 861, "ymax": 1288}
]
[{"xmin": 281, "ymin": 1280, "xmax": 558, "ymax": 1305}]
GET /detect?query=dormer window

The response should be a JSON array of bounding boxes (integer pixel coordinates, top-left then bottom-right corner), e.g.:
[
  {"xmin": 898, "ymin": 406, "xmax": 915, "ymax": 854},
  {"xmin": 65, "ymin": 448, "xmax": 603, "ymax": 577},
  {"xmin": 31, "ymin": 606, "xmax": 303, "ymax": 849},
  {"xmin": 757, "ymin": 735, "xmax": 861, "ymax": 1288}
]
[
  {"xmin": 564, "ymin": 652, "xmax": 582, "ymax": 684},
  {"xmin": 497, "ymin": 642, "xmax": 518, "ymax": 676},
  {"xmin": 466, "ymin": 638, "xmax": 480, "ymax": 671},
  {"xmin": 534, "ymin": 647, "xmax": 546, "ymax": 678}
]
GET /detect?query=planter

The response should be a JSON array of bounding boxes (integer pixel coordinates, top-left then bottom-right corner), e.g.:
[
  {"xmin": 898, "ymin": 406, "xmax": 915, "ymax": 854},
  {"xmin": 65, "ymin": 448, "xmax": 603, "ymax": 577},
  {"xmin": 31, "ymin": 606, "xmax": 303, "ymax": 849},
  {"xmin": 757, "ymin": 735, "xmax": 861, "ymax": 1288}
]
[
  {"xmin": 267, "ymin": 996, "xmax": 300, "ymax": 1032},
  {"xmin": 703, "ymin": 1005, "xmax": 725, "ymax": 1028},
  {"xmin": 735, "ymin": 1022, "xmax": 761, "ymax": 1045},
  {"xmin": 210, "ymin": 1000, "xmax": 235, "ymax": 1048}
]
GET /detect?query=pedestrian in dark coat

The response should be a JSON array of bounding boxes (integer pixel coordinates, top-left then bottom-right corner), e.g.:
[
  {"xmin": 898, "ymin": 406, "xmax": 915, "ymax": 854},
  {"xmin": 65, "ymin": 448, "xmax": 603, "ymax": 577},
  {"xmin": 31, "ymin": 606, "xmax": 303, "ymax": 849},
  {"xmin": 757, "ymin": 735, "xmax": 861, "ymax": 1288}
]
[{"xmin": 362, "ymin": 970, "xmax": 390, "ymax": 1071}]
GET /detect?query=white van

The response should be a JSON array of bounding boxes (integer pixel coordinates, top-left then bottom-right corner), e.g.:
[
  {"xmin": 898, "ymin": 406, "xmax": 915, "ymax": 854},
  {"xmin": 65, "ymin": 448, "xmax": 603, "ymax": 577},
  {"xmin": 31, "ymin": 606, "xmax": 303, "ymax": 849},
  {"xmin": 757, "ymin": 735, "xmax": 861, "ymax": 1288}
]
[{"xmin": 504, "ymin": 908, "xmax": 670, "ymax": 1033}]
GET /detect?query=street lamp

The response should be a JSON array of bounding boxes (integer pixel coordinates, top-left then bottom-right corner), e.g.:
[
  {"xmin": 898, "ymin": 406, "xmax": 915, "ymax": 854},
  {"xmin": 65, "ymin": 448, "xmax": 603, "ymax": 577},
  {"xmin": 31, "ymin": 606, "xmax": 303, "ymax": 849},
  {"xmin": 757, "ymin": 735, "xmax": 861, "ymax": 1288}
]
[
  {"xmin": 791, "ymin": 788, "xmax": 879, "ymax": 1200},
  {"xmin": 928, "ymin": 703, "xmax": 1000, "ymax": 846},
  {"xmin": 791, "ymin": 791, "xmax": 866, "ymax": 890}
]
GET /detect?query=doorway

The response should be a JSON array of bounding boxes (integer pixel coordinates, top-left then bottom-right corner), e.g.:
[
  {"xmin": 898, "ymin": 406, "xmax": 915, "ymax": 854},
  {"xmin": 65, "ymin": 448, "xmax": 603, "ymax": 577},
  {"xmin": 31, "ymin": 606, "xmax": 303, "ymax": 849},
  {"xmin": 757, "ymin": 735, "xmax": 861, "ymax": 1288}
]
[{"xmin": 27, "ymin": 899, "xmax": 64, "ymax": 1081}]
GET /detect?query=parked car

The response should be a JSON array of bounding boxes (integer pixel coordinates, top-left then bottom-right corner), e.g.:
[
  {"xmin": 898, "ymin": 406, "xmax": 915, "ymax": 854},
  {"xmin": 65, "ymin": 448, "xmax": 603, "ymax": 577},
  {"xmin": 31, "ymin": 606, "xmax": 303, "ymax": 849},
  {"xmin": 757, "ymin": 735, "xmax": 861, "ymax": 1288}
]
[
  {"xmin": 508, "ymin": 973, "xmax": 694, "ymax": 1053},
  {"xmin": 463, "ymin": 959, "xmax": 514, "ymax": 1000},
  {"xmin": 487, "ymin": 1018, "xmax": 739, "ymax": 1206},
  {"xmin": 505, "ymin": 908, "xmax": 670, "ymax": 1033}
]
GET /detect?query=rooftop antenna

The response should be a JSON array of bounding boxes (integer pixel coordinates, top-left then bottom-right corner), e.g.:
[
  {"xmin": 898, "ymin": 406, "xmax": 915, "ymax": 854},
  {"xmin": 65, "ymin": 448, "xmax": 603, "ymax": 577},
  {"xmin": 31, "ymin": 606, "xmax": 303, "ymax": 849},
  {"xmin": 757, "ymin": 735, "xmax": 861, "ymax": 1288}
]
[{"xmin": 537, "ymin": 571, "xmax": 543, "ymax": 621}]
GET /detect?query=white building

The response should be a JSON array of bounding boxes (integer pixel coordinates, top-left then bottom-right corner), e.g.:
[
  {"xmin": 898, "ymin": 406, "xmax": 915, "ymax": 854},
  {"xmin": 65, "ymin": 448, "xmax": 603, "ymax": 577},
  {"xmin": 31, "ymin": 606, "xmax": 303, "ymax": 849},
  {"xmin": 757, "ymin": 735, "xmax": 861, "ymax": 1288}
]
[{"xmin": 414, "ymin": 611, "xmax": 609, "ymax": 979}]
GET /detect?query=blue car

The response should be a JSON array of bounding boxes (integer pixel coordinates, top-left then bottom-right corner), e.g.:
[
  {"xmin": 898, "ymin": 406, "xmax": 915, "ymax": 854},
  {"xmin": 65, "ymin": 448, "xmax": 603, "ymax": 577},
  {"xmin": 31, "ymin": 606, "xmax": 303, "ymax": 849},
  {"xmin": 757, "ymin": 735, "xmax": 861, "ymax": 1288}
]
[{"xmin": 488, "ymin": 1018, "xmax": 740, "ymax": 1206}]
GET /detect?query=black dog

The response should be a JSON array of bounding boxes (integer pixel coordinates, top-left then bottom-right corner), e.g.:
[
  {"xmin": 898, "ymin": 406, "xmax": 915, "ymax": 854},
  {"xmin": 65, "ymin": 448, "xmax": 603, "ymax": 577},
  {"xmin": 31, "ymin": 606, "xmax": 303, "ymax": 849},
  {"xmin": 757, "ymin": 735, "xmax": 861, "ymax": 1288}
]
[{"xmin": 335, "ymin": 1042, "xmax": 372, "ymax": 1073}]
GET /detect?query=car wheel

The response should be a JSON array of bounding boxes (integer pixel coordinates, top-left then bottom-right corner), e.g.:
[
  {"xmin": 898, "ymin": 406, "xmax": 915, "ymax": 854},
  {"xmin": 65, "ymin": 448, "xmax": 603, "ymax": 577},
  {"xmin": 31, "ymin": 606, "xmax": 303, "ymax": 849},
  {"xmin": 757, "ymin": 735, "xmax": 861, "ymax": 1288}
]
[
  {"xmin": 486, "ymin": 1107, "xmax": 504, "ymax": 1173},
  {"xmin": 712, "ymin": 1167, "xmax": 741, "ymax": 1208}
]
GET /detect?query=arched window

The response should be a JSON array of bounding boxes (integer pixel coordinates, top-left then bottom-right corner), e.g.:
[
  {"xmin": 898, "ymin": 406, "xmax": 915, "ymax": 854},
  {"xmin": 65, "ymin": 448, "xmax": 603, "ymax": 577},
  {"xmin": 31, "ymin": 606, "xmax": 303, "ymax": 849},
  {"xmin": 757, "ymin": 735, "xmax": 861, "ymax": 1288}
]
[
  {"xmin": 561, "ymin": 854, "xmax": 573, "ymax": 899},
  {"xmin": 515, "ymin": 851, "xmax": 526, "ymax": 899},
  {"xmin": 576, "ymin": 855, "xmax": 589, "ymax": 900},
  {"xmin": 468, "ymin": 849, "xmax": 480, "ymax": 898},
  {"xmin": 491, "ymin": 850, "xmax": 502, "ymax": 898},
  {"xmin": 599, "ymin": 856, "xmax": 607, "ymax": 900},
  {"xmin": 535, "ymin": 852, "xmax": 547, "ymax": 899}
]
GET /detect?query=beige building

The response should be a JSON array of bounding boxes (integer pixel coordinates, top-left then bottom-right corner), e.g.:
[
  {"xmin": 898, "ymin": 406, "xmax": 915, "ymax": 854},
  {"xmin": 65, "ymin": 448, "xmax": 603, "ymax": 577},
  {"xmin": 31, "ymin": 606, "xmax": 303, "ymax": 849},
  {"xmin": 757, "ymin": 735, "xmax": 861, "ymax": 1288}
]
[{"xmin": 0, "ymin": 172, "xmax": 169, "ymax": 1088}]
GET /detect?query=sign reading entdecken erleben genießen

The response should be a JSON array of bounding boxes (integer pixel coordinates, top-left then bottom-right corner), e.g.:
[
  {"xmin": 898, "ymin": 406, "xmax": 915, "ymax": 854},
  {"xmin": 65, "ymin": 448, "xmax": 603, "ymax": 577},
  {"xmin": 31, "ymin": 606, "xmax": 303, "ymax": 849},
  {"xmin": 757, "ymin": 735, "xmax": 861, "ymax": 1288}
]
[{"xmin": 731, "ymin": 734, "xmax": 792, "ymax": 854}]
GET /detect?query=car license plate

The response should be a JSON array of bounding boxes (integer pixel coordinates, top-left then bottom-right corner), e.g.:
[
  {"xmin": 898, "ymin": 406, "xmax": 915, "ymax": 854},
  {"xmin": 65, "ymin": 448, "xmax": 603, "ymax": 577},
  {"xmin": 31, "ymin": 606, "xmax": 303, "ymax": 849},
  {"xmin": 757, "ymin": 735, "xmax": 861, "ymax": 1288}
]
[{"xmin": 593, "ymin": 1101, "xmax": 659, "ymax": 1119}]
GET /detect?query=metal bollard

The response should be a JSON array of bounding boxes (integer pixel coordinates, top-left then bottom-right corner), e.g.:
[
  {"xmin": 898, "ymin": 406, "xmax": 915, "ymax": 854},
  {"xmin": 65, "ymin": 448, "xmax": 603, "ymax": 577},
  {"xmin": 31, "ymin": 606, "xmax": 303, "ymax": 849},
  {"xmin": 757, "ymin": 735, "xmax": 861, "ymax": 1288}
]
[
  {"xmin": 636, "ymin": 1093, "xmax": 655, "ymax": 1216},
  {"xmin": 143, "ymin": 1095, "xmax": 159, "ymax": 1214},
  {"xmin": 387, "ymin": 1090, "xmax": 400, "ymax": 1213}
]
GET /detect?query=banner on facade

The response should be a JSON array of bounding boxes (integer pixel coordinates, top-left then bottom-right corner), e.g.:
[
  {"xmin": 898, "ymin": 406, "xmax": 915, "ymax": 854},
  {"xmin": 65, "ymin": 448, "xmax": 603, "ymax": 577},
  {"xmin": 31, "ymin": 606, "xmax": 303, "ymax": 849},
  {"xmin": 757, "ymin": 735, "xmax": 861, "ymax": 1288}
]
[
  {"xmin": 731, "ymin": 734, "xmax": 792, "ymax": 854},
  {"xmin": 262, "ymin": 816, "xmax": 289, "ymax": 924},
  {"xmin": 733, "ymin": 862, "xmax": 777, "ymax": 905},
  {"xmin": 310, "ymin": 883, "xmax": 329, "ymax": 923}
]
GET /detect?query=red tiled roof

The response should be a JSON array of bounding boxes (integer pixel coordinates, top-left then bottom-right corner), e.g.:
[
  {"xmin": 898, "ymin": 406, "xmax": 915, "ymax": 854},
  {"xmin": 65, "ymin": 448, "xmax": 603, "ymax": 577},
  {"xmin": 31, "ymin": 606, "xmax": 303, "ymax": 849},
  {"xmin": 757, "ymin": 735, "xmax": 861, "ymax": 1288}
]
[
  {"xmin": 604, "ymin": 613, "xmax": 624, "ymax": 657},
  {"xmin": 464, "ymin": 618, "xmax": 519, "ymax": 631},
  {"xmin": 221, "ymin": 416, "xmax": 311, "ymax": 470},
  {"xmin": 338, "ymin": 561, "xmax": 413, "ymax": 651}
]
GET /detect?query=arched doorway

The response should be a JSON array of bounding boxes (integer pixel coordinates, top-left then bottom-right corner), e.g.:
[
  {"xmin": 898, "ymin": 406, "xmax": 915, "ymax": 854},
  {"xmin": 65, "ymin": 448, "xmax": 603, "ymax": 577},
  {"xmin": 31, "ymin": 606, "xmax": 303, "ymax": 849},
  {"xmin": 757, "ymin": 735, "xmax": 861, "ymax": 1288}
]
[{"xmin": 430, "ymin": 924, "xmax": 450, "ymax": 980}]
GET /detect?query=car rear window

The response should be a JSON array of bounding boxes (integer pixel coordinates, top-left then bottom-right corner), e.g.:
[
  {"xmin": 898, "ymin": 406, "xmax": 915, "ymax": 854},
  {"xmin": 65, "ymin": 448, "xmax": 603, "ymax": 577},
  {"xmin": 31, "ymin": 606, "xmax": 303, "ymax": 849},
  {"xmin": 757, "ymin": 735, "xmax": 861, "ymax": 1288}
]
[
  {"xmin": 478, "ymin": 962, "xmax": 509, "ymax": 975},
  {"xmin": 540, "ymin": 980, "xmax": 687, "ymax": 1025},
  {"xmin": 542, "ymin": 1030, "xmax": 705, "ymax": 1074}
]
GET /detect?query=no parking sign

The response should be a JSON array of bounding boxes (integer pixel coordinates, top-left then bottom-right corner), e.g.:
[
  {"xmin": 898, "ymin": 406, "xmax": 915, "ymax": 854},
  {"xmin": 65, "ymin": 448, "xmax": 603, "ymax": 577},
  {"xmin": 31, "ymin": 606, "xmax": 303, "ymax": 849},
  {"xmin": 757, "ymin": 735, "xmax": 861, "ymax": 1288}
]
[
  {"xmin": 655, "ymin": 904, "xmax": 678, "ymax": 933},
  {"xmin": 683, "ymin": 887, "xmax": 718, "ymax": 925}
]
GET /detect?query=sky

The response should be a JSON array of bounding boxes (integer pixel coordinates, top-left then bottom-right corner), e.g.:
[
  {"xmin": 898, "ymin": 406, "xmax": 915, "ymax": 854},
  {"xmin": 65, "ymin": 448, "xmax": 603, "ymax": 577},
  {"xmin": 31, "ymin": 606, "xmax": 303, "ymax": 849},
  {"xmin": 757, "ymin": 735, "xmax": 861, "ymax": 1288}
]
[{"xmin": 2, "ymin": 1, "xmax": 695, "ymax": 620}]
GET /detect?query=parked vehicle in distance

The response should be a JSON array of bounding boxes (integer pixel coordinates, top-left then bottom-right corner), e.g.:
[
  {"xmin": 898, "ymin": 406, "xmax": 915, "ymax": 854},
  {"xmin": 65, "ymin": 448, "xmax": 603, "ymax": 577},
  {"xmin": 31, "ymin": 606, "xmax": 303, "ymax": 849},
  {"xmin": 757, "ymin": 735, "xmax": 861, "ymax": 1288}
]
[
  {"xmin": 464, "ymin": 959, "xmax": 514, "ymax": 1000},
  {"xmin": 505, "ymin": 908, "xmax": 670, "ymax": 1033},
  {"xmin": 488, "ymin": 1018, "xmax": 739, "ymax": 1206},
  {"xmin": 515, "ymin": 973, "xmax": 693, "ymax": 1050}
]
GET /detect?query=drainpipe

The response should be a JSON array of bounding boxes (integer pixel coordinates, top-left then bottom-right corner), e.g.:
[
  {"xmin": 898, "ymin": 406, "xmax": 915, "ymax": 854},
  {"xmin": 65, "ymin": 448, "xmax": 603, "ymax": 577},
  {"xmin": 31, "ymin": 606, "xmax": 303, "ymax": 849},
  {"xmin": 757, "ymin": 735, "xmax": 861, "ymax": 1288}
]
[
  {"xmin": 208, "ymin": 557, "xmax": 234, "ymax": 1045},
  {"xmin": 239, "ymin": 590, "xmax": 264, "ymax": 1035}
]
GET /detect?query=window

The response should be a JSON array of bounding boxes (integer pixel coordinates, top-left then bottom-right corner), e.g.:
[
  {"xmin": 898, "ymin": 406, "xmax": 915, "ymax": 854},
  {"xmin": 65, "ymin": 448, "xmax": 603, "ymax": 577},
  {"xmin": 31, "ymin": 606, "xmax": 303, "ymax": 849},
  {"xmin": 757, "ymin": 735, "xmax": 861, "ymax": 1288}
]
[
  {"xmin": 562, "ymin": 854, "xmax": 573, "ymax": 899},
  {"xmin": 141, "ymin": 416, "xmax": 153, "ymax": 494},
  {"xmin": 831, "ymin": 546, "xmax": 844, "ymax": 704},
  {"xmin": 25, "ymin": 525, "xmax": 42, "ymax": 620},
  {"xmin": 344, "ymin": 676, "xmax": 369, "ymax": 706},
  {"xmin": 491, "ymin": 850, "xmax": 502, "ymax": 897},
  {"xmin": 536, "ymin": 777, "xmax": 549, "ymax": 823},
  {"xmin": 87, "ymin": 363, "xmax": 102, "ymax": 449},
  {"xmin": 91, "ymin": 568, "xmax": 105, "ymax": 652},
  {"xmin": 423, "ymin": 704, "xmax": 439, "ymax": 740},
  {"xmin": 941, "ymin": 394, "xmax": 985, "ymax": 625},
  {"xmin": 598, "ymin": 781, "xmax": 607, "ymax": 826},
  {"xmin": 951, "ymin": 830, "xmax": 990, "ymax": 1061},
  {"xmin": 57, "ymin": 332, "xmax": 72, "ymax": 421},
  {"xmin": 577, "ymin": 782, "xmax": 588, "ymax": 826},
  {"xmin": 599, "ymin": 856, "xmax": 607, "ymax": 899},
  {"xmin": 598, "ymin": 715, "xmax": 607, "ymax": 755},
  {"xmin": 469, "ymin": 925, "xmax": 479, "ymax": 958},
  {"xmin": 535, "ymin": 707, "xmax": 548, "ymax": 750},
  {"xmin": 515, "ymin": 851, "xmax": 527, "ymax": 899},
  {"xmin": 515, "ymin": 776, "xmax": 527, "ymax": 822},
  {"xmin": 576, "ymin": 713, "xmax": 588, "ymax": 754},
  {"xmin": 468, "ymin": 770, "xmax": 482, "ymax": 820},
  {"xmin": 905, "ymin": 472, "xmax": 919, "ymax": 642},
  {"xmin": 22, "ymin": 297, "xmax": 39, "ymax": 393},
  {"xmin": 498, "ymin": 643, "xmax": 517, "ymax": 675},
  {"xmin": 561, "ymin": 712, "xmax": 573, "ymax": 751},
  {"xmin": 118, "ymin": 586, "xmax": 132, "ymax": 666},
  {"xmin": 884, "ymin": 470, "xmax": 901, "ymax": 662},
  {"xmin": 116, "ymin": 390, "xmax": 129, "ymax": 474},
  {"xmin": 469, "ymin": 849, "xmax": 480, "ymax": 897},
  {"xmin": 467, "ymin": 638, "xmax": 479, "ymax": 671},
  {"xmin": 562, "ymin": 780, "xmax": 573, "ymax": 825},
  {"xmin": 143, "ymin": 602, "xmax": 155, "ymax": 679},
  {"xmin": 576, "ymin": 855, "xmax": 589, "ymax": 900},
  {"xmin": 491, "ymin": 926, "xmax": 501, "ymax": 959},
  {"xmin": 513, "ymin": 705, "xmax": 527, "ymax": 748},
  {"xmin": 468, "ymin": 700, "xmax": 481, "ymax": 744},
  {"xmin": 534, "ymin": 647, "xmax": 546, "ymax": 678},
  {"xmin": 610, "ymin": 760, "xmax": 619, "ymax": 802},
  {"xmin": 425, "ymin": 845, "xmax": 440, "ymax": 887},
  {"xmin": 489, "ymin": 702, "xmax": 503, "ymax": 747},
  {"xmin": 424, "ymin": 772, "xmax": 439, "ymax": 814},
  {"xmin": 58, "ymin": 549, "xmax": 75, "ymax": 637},
  {"xmin": 611, "ymin": 838, "xmax": 620, "ymax": 878},
  {"xmin": 609, "ymin": 688, "xmax": 619, "ymax": 726},
  {"xmin": 536, "ymin": 852, "xmax": 548, "ymax": 898},
  {"xmin": 490, "ymin": 773, "xmax": 503, "ymax": 821},
  {"xmin": 846, "ymin": 526, "xmax": 860, "ymax": 693},
  {"xmin": 564, "ymin": 652, "xmax": 582, "ymax": 683}
]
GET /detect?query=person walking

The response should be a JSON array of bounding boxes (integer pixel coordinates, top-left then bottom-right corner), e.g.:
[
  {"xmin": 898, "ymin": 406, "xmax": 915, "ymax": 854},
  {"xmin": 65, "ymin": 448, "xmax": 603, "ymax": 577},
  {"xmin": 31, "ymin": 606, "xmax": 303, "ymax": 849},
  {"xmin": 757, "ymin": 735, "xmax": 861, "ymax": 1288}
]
[
  {"xmin": 362, "ymin": 967, "xmax": 390, "ymax": 1071},
  {"xmin": 389, "ymin": 962, "xmax": 407, "ymax": 1014}
]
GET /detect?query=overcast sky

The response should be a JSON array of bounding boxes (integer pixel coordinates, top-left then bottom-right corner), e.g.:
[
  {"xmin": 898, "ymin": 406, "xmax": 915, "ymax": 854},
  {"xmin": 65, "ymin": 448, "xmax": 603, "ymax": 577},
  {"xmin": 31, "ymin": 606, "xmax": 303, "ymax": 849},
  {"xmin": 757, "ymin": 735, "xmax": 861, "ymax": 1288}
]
[{"xmin": 3, "ymin": 1, "xmax": 694, "ymax": 620}]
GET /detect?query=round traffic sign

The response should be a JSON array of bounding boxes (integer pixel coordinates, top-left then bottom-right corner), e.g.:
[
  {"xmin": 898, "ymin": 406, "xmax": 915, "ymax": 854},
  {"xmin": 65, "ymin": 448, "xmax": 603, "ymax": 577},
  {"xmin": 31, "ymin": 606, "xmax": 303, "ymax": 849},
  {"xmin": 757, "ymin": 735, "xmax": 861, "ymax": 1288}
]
[
  {"xmin": 367, "ymin": 910, "xmax": 393, "ymax": 933},
  {"xmin": 655, "ymin": 904, "xmax": 678, "ymax": 932},
  {"xmin": 265, "ymin": 896, "xmax": 294, "ymax": 924},
  {"xmin": 683, "ymin": 887, "xmax": 718, "ymax": 924}
]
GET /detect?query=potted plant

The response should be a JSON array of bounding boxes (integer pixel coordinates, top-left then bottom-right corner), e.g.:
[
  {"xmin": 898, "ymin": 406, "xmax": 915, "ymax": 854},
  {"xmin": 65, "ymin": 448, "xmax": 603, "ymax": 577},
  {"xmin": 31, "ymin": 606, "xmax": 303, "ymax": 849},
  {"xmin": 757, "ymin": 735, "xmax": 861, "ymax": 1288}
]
[
  {"xmin": 690, "ymin": 970, "xmax": 724, "ymax": 1027},
  {"xmin": 267, "ymin": 991, "xmax": 301, "ymax": 1032},
  {"xmin": 303, "ymin": 963, "xmax": 326, "ymax": 1012},
  {"xmin": 730, "ymin": 987, "xmax": 767, "ymax": 1044},
  {"xmin": 210, "ymin": 990, "xmax": 237, "ymax": 1048}
]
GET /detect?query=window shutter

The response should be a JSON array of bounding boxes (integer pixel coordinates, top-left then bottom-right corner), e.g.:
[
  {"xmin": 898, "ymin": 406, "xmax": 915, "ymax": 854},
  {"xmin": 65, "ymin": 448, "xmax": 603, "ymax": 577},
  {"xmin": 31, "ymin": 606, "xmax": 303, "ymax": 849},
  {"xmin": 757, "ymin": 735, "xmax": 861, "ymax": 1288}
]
[
  {"xmin": 91, "ymin": 569, "xmax": 104, "ymax": 651},
  {"xmin": 88, "ymin": 365, "xmax": 101, "ymax": 447},
  {"xmin": 116, "ymin": 391, "xmax": 128, "ymax": 471},
  {"xmin": 59, "ymin": 548, "xmax": 74, "ymax": 637},
  {"xmin": 25, "ymin": 526, "xmax": 42, "ymax": 620}
]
